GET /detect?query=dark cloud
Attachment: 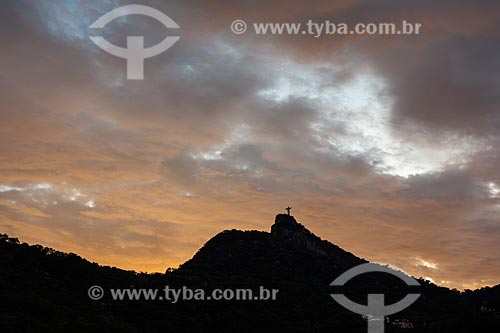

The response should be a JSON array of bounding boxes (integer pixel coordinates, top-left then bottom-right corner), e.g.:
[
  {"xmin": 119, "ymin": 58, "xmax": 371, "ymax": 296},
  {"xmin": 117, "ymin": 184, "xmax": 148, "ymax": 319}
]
[{"xmin": 401, "ymin": 169, "xmax": 488, "ymax": 200}]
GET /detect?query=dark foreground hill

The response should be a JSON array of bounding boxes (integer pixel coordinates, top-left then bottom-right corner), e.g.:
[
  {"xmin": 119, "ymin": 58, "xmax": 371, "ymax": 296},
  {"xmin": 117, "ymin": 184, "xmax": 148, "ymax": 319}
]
[{"xmin": 1, "ymin": 214, "xmax": 499, "ymax": 332}]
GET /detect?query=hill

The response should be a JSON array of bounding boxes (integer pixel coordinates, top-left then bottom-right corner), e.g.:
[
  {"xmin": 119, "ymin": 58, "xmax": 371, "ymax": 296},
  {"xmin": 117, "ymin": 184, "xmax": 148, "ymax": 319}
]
[{"xmin": 1, "ymin": 214, "xmax": 499, "ymax": 332}]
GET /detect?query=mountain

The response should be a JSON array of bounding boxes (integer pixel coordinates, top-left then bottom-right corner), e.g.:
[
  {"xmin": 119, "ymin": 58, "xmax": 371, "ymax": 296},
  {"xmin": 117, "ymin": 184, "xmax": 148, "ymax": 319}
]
[{"xmin": 1, "ymin": 214, "xmax": 499, "ymax": 332}]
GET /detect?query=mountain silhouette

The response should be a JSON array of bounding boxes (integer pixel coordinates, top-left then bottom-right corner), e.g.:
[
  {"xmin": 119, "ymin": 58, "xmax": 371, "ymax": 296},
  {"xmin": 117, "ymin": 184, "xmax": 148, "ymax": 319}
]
[{"xmin": 1, "ymin": 214, "xmax": 499, "ymax": 332}]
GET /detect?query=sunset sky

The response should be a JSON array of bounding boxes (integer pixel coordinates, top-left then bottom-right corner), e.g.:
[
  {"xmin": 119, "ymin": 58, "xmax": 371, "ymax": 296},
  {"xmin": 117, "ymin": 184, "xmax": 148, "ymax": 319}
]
[{"xmin": 1, "ymin": 0, "xmax": 499, "ymax": 290}]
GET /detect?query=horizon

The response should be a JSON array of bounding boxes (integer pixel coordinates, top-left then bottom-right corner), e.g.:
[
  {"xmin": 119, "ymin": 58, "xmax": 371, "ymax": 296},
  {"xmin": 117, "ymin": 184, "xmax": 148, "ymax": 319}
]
[
  {"xmin": 1, "ymin": 211, "xmax": 497, "ymax": 292},
  {"xmin": 1, "ymin": 0, "xmax": 500, "ymax": 292}
]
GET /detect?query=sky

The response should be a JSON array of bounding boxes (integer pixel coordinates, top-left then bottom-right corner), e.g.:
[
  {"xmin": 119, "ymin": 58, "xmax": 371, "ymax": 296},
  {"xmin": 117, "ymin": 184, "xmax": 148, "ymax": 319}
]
[{"xmin": 0, "ymin": 0, "xmax": 499, "ymax": 290}]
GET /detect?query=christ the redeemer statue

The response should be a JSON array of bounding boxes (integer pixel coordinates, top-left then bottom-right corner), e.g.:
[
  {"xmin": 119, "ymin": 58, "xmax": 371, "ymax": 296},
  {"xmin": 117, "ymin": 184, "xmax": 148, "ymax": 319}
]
[{"xmin": 286, "ymin": 206, "xmax": 292, "ymax": 215}]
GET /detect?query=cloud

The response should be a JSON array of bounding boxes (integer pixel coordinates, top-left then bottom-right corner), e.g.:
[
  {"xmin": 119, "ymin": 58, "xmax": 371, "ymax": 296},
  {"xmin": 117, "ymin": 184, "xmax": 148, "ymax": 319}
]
[{"xmin": 0, "ymin": 0, "xmax": 499, "ymax": 289}]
